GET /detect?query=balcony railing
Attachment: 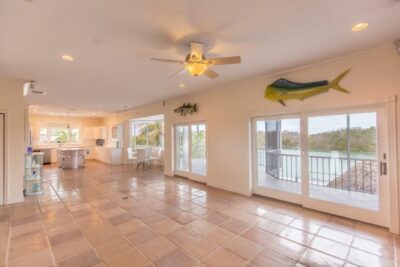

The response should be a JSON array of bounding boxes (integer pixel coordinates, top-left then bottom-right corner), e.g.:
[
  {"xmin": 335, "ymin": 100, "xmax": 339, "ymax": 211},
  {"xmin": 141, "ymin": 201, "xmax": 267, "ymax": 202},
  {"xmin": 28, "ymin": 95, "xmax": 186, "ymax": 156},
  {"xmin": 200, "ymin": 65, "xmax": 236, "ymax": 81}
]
[{"xmin": 257, "ymin": 148, "xmax": 377, "ymax": 194}]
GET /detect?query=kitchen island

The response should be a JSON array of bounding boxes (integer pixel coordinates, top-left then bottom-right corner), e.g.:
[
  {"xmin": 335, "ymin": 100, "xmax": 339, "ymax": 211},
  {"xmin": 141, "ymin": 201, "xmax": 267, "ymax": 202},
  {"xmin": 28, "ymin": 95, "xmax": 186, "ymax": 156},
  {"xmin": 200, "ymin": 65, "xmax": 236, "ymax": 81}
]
[{"xmin": 57, "ymin": 147, "xmax": 87, "ymax": 169}]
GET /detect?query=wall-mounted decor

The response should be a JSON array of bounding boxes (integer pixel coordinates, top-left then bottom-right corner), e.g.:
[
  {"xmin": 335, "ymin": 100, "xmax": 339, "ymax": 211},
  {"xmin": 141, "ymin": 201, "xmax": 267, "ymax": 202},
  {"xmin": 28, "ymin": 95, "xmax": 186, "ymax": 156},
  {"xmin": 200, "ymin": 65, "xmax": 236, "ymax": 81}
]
[
  {"xmin": 264, "ymin": 69, "xmax": 351, "ymax": 106},
  {"xmin": 174, "ymin": 103, "xmax": 197, "ymax": 116}
]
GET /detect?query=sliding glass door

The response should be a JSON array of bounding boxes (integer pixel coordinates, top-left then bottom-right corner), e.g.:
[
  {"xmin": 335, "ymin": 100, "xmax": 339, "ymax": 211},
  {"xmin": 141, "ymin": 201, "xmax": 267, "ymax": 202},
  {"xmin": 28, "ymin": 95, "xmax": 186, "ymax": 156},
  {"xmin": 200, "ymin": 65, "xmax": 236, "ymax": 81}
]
[
  {"xmin": 175, "ymin": 123, "xmax": 207, "ymax": 182},
  {"xmin": 252, "ymin": 107, "xmax": 389, "ymax": 226},
  {"xmin": 253, "ymin": 116, "xmax": 302, "ymax": 203}
]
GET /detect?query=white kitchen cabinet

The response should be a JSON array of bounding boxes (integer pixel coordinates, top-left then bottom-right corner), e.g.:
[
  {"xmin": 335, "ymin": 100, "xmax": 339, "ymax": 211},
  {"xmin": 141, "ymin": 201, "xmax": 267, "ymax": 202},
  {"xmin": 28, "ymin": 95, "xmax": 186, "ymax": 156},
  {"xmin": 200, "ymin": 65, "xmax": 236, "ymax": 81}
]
[
  {"xmin": 93, "ymin": 127, "xmax": 107, "ymax": 139},
  {"xmin": 83, "ymin": 127, "xmax": 94, "ymax": 139},
  {"xmin": 93, "ymin": 146, "xmax": 122, "ymax": 165}
]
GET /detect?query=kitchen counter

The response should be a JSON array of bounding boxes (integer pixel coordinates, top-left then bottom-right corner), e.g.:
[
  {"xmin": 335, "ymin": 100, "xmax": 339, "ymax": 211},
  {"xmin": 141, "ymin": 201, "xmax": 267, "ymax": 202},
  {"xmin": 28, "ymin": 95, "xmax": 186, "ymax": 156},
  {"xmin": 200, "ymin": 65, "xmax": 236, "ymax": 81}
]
[{"xmin": 57, "ymin": 147, "xmax": 86, "ymax": 169}]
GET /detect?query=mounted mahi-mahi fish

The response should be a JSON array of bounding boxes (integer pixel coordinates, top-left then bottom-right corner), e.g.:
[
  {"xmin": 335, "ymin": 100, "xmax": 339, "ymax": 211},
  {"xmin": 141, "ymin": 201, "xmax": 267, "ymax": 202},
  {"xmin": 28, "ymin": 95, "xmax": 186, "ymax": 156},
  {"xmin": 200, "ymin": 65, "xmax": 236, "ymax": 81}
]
[{"xmin": 264, "ymin": 69, "xmax": 351, "ymax": 106}]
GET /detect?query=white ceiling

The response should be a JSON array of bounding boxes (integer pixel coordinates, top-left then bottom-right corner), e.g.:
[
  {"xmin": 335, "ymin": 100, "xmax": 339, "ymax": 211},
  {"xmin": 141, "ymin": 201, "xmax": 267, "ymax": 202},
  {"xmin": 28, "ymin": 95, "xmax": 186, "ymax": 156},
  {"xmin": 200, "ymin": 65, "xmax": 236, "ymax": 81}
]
[{"xmin": 1, "ymin": 0, "xmax": 400, "ymax": 114}]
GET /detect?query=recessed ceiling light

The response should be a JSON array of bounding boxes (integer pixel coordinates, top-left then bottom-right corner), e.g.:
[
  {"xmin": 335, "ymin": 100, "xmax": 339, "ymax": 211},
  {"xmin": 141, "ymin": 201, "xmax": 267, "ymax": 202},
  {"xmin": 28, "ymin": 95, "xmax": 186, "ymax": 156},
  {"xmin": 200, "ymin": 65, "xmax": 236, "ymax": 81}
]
[
  {"xmin": 352, "ymin": 22, "xmax": 369, "ymax": 32},
  {"xmin": 62, "ymin": 54, "xmax": 74, "ymax": 61},
  {"xmin": 179, "ymin": 83, "xmax": 186, "ymax": 88}
]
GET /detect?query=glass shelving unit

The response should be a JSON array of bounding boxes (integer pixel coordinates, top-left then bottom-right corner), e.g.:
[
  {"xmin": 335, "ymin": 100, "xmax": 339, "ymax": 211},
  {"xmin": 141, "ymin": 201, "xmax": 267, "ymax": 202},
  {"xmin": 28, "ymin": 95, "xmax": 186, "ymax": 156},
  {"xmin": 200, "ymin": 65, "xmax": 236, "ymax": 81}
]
[{"xmin": 24, "ymin": 152, "xmax": 44, "ymax": 196}]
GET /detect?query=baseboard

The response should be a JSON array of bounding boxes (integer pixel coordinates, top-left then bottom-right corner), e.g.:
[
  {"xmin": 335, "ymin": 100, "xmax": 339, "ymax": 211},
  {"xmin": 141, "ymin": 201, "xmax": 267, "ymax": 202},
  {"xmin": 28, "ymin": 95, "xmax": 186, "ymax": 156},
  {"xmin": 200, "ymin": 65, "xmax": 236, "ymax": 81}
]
[
  {"xmin": 206, "ymin": 181, "xmax": 252, "ymax": 196},
  {"xmin": 7, "ymin": 194, "xmax": 24, "ymax": 205}
]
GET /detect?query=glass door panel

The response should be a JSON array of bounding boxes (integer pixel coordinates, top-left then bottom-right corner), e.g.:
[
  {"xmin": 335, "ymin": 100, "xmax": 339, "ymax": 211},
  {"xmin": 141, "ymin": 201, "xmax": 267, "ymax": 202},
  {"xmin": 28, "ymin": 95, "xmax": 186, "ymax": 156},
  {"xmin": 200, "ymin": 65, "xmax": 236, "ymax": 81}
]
[
  {"xmin": 307, "ymin": 112, "xmax": 379, "ymax": 211},
  {"xmin": 191, "ymin": 124, "xmax": 206, "ymax": 176},
  {"xmin": 175, "ymin": 125, "xmax": 189, "ymax": 174},
  {"xmin": 255, "ymin": 117, "xmax": 301, "ymax": 196}
]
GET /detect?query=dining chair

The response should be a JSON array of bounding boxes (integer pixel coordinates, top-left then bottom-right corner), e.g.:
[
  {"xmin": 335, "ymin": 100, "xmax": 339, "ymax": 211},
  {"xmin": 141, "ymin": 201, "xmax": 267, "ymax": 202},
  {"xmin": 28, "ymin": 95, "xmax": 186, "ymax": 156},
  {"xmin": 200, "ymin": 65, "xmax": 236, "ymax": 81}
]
[
  {"xmin": 136, "ymin": 148, "xmax": 148, "ymax": 169},
  {"xmin": 127, "ymin": 147, "xmax": 137, "ymax": 166},
  {"xmin": 148, "ymin": 147, "xmax": 162, "ymax": 167}
]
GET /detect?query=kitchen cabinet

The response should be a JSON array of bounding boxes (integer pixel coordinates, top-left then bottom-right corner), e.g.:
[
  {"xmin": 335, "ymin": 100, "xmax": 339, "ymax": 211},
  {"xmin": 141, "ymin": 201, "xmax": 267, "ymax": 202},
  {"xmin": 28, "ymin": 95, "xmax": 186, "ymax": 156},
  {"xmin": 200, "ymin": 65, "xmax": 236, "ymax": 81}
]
[
  {"xmin": 93, "ymin": 146, "xmax": 122, "ymax": 165},
  {"xmin": 93, "ymin": 127, "xmax": 107, "ymax": 139},
  {"xmin": 83, "ymin": 127, "xmax": 94, "ymax": 139}
]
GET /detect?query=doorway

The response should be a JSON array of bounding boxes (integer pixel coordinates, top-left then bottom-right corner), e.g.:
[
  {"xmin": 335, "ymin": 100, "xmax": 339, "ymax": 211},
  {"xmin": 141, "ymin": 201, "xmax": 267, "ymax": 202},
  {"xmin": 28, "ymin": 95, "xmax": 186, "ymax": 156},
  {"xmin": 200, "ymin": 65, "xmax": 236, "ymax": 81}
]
[
  {"xmin": 174, "ymin": 122, "xmax": 207, "ymax": 182},
  {"xmin": 0, "ymin": 113, "xmax": 4, "ymax": 205},
  {"xmin": 252, "ymin": 106, "xmax": 389, "ymax": 227}
]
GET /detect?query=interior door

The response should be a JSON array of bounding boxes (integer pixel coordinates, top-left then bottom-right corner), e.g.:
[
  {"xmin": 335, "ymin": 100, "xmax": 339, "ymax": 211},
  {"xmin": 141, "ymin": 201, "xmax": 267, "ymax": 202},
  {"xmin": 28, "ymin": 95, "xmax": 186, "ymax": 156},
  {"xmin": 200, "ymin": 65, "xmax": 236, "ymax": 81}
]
[
  {"xmin": 303, "ymin": 108, "xmax": 389, "ymax": 226},
  {"xmin": 174, "ymin": 123, "xmax": 207, "ymax": 182},
  {"xmin": 0, "ymin": 114, "xmax": 4, "ymax": 205}
]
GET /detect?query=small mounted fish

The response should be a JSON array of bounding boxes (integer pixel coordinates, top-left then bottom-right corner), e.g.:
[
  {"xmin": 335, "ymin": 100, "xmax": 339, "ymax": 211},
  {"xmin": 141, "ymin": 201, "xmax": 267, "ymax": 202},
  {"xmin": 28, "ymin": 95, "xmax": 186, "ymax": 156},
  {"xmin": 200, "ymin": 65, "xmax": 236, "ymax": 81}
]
[
  {"xmin": 264, "ymin": 69, "xmax": 351, "ymax": 106},
  {"xmin": 174, "ymin": 103, "xmax": 197, "ymax": 116}
]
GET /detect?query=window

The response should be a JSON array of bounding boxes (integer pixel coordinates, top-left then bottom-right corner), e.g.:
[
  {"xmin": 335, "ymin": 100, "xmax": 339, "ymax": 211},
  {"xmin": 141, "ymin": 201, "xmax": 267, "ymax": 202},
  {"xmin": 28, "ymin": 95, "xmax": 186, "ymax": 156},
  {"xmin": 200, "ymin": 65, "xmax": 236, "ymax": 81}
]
[
  {"xmin": 39, "ymin": 127, "xmax": 80, "ymax": 143},
  {"xmin": 130, "ymin": 120, "xmax": 164, "ymax": 147}
]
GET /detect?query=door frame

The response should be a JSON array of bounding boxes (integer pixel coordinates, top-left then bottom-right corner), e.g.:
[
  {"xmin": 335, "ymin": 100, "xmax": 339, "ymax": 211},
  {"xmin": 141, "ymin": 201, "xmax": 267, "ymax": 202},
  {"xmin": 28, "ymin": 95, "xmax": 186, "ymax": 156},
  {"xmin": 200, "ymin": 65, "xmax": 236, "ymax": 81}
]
[
  {"xmin": 251, "ymin": 102, "xmax": 397, "ymax": 230},
  {"xmin": 173, "ymin": 121, "xmax": 207, "ymax": 183},
  {"xmin": 0, "ymin": 112, "xmax": 6, "ymax": 206}
]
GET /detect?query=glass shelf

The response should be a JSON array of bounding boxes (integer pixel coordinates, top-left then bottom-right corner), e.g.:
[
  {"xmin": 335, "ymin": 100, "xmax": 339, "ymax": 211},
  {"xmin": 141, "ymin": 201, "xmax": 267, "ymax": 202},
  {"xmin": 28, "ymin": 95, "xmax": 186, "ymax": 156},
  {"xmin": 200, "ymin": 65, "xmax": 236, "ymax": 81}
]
[{"xmin": 24, "ymin": 152, "xmax": 44, "ymax": 196}]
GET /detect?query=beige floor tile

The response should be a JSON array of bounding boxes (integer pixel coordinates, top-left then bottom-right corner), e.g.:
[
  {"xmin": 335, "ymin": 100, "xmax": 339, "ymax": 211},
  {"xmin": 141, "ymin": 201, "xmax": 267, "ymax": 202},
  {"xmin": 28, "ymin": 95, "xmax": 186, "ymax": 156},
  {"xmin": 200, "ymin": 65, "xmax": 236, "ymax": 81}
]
[
  {"xmin": 317, "ymin": 226, "xmax": 354, "ymax": 245},
  {"xmin": 137, "ymin": 236, "xmax": 176, "ymax": 261},
  {"xmin": 57, "ymin": 249, "xmax": 101, "ymax": 267},
  {"xmin": 279, "ymin": 227, "xmax": 315, "ymax": 246},
  {"xmin": 183, "ymin": 238, "xmax": 219, "ymax": 260},
  {"xmin": 8, "ymin": 249, "xmax": 53, "ymax": 267},
  {"xmin": 53, "ymin": 237, "xmax": 92, "ymax": 262},
  {"xmin": 105, "ymin": 248, "xmax": 149, "ymax": 267},
  {"xmin": 309, "ymin": 236, "xmax": 349, "ymax": 260},
  {"xmin": 116, "ymin": 218, "xmax": 145, "ymax": 235},
  {"xmin": 224, "ymin": 236, "xmax": 263, "ymax": 261},
  {"xmin": 185, "ymin": 219, "xmax": 217, "ymax": 234},
  {"xmin": 251, "ymin": 247, "xmax": 296, "ymax": 267},
  {"xmin": 126, "ymin": 227, "xmax": 159, "ymax": 245},
  {"xmin": 352, "ymin": 235, "xmax": 394, "ymax": 260},
  {"xmin": 299, "ymin": 248, "xmax": 344, "ymax": 267},
  {"xmin": 203, "ymin": 248, "xmax": 247, "ymax": 267},
  {"xmin": 94, "ymin": 236, "xmax": 132, "ymax": 263},
  {"xmin": 241, "ymin": 227, "xmax": 274, "ymax": 246},
  {"xmin": 154, "ymin": 249, "xmax": 197, "ymax": 267},
  {"xmin": 204, "ymin": 227, "xmax": 235, "ymax": 245},
  {"xmin": 166, "ymin": 228, "xmax": 202, "ymax": 248},
  {"xmin": 347, "ymin": 247, "xmax": 395, "ymax": 266},
  {"xmin": 3, "ymin": 162, "xmax": 396, "ymax": 267},
  {"xmin": 204, "ymin": 212, "xmax": 230, "ymax": 225},
  {"xmin": 268, "ymin": 236, "xmax": 307, "ymax": 261},
  {"xmin": 289, "ymin": 218, "xmax": 322, "ymax": 234},
  {"xmin": 256, "ymin": 218, "xmax": 286, "ymax": 235},
  {"xmin": 220, "ymin": 218, "xmax": 251, "ymax": 234},
  {"xmin": 151, "ymin": 218, "xmax": 182, "ymax": 234},
  {"xmin": 8, "ymin": 238, "xmax": 48, "ymax": 261}
]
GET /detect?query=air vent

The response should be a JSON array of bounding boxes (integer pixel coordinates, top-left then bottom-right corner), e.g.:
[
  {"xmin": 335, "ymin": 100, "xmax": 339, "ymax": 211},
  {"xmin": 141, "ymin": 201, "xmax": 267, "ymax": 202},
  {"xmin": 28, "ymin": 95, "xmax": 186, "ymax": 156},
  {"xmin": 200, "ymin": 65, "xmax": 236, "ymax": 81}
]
[{"xmin": 31, "ymin": 90, "xmax": 46, "ymax": 95}]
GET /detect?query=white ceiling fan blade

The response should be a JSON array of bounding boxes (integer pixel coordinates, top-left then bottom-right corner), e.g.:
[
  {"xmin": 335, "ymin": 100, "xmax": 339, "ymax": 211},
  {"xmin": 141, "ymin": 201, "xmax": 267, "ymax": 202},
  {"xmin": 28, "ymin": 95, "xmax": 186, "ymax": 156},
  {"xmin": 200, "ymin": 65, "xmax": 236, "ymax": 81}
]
[
  {"xmin": 170, "ymin": 68, "xmax": 186, "ymax": 79},
  {"xmin": 208, "ymin": 56, "xmax": 241, "ymax": 65},
  {"xmin": 204, "ymin": 68, "xmax": 219, "ymax": 79},
  {"xmin": 190, "ymin": 42, "xmax": 204, "ymax": 58},
  {"xmin": 151, "ymin": 58, "xmax": 184, "ymax": 64}
]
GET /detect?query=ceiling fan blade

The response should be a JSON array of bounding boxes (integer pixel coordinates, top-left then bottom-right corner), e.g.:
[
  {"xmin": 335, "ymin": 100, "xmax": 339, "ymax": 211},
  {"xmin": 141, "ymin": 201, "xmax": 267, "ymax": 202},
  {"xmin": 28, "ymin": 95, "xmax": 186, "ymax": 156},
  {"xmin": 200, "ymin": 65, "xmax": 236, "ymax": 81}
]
[
  {"xmin": 190, "ymin": 42, "xmax": 204, "ymax": 58},
  {"xmin": 204, "ymin": 68, "xmax": 219, "ymax": 79},
  {"xmin": 151, "ymin": 58, "xmax": 184, "ymax": 64},
  {"xmin": 170, "ymin": 68, "xmax": 186, "ymax": 79},
  {"xmin": 208, "ymin": 56, "xmax": 241, "ymax": 65}
]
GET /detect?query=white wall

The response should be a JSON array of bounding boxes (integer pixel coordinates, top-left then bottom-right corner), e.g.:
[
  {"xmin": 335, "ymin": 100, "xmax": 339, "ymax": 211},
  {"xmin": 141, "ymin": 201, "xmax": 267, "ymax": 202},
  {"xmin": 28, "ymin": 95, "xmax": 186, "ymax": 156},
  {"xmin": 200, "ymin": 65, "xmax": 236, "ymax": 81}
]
[
  {"xmin": 0, "ymin": 79, "xmax": 25, "ymax": 204},
  {"xmin": 103, "ymin": 46, "xmax": 400, "ymax": 196}
]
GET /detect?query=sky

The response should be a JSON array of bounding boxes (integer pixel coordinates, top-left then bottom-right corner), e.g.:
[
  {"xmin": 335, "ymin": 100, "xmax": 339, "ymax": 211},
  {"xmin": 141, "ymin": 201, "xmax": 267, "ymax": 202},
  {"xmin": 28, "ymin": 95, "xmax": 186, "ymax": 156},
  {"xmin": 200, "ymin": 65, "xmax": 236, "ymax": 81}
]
[{"xmin": 256, "ymin": 112, "xmax": 377, "ymax": 135}]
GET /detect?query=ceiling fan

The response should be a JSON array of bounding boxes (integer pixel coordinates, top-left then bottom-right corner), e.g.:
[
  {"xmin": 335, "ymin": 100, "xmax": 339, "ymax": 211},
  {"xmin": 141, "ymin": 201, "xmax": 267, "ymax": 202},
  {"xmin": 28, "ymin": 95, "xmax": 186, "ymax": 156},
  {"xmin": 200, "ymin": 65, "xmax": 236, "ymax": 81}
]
[{"xmin": 151, "ymin": 42, "xmax": 241, "ymax": 79}]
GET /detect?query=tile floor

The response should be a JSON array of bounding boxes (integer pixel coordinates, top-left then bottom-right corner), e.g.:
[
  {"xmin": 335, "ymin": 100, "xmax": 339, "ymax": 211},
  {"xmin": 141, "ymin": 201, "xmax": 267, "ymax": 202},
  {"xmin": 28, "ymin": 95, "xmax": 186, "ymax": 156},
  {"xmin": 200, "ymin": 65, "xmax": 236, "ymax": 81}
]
[{"xmin": 0, "ymin": 160, "xmax": 399, "ymax": 267}]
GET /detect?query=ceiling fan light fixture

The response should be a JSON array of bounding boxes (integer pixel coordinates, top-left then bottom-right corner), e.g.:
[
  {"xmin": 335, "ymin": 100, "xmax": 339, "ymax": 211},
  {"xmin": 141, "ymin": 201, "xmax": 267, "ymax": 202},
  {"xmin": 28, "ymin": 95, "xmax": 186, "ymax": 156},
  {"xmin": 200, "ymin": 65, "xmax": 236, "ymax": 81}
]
[
  {"xmin": 185, "ymin": 62, "xmax": 207, "ymax": 76},
  {"xmin": 352, "ymin": 22, "xmax": 369, "ymax": 32}
]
